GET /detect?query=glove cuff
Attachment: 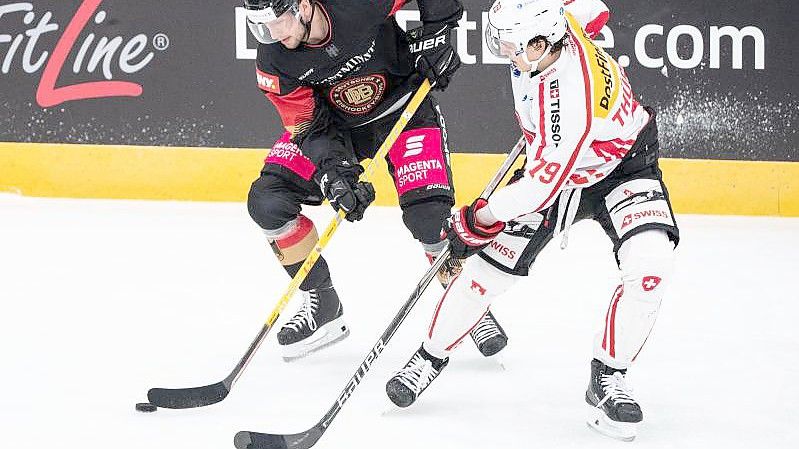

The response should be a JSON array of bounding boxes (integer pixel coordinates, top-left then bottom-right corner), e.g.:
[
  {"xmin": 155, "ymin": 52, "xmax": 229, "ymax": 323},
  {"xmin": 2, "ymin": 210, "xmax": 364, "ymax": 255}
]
[
  {"xmin": 468, "ymin": 199, "xmax": 505, "ymax": 237},
  {"xmin": 313, "ymin": 159, "xmax": 364, "ymax": 192}
]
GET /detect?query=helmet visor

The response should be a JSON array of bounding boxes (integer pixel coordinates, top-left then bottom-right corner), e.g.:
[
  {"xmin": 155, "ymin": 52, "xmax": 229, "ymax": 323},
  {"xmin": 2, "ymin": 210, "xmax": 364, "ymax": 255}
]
[
  {"xmin": 485, "ymin": 23, "xmax": 521, "ymax": 59},
  {"xmin": 245, "ymin": 5, "xmax": 299, "ymax": 44}
]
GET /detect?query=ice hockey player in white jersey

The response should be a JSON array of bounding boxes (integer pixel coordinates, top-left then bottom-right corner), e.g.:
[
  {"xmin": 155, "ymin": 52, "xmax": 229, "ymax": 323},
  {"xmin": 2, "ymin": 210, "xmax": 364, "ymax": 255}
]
[{"xmin": 386, "ymin": 0, "xmax": 679, "ymax": 441}]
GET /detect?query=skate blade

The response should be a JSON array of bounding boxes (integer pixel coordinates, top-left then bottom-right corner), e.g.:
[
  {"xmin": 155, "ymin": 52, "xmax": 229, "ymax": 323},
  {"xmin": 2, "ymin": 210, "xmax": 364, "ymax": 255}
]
[
  {"xmin": 586, "ymin": 404, "xmax": 637, "ymax": 442},
  {"xmin": 379, "ymin": 400, "xmax": 403, "ymax": 417},
  {"xmin": 493, "ymin": 354, "xmax": 507, "ymax": 371},
  {"xmin": 281, "ymin": 317, "xmax": 350, "ymax": 362}
]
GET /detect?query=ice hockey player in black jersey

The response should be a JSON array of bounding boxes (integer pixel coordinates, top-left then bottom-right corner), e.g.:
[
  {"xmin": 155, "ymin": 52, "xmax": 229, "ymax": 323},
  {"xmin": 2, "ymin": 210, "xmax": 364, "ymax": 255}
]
[{"xmin": 243, "ymin": 0, "xmax": 508, "ymax": 360}]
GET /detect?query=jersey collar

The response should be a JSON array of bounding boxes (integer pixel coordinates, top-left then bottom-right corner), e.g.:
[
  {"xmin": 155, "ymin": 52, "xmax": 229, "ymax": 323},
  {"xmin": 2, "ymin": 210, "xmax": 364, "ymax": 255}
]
[{"xmin": 305, "ymin": 2, "xmax": 333, "ymax": 49}]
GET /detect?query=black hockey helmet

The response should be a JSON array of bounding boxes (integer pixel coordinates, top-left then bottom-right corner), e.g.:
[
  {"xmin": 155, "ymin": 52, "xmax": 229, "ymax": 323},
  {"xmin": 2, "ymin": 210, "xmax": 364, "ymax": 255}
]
[{"xmin": 243, "ymin": 0, "xmax": 302, "ymax": 44}]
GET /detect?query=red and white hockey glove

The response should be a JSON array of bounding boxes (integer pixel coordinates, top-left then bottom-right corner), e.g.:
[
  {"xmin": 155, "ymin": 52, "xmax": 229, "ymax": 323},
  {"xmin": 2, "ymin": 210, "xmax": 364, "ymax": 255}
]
[{"xmin": 443, "ymin": 199, "xmax": 505, "ymax": 259}]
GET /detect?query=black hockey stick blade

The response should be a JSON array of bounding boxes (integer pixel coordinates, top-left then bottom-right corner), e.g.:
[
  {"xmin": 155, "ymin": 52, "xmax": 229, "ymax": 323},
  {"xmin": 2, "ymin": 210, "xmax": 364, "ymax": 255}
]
[
  {"xmin": 234, "ymin": 428, "xmax": 322, "ymax": 449},
  {"xmin": 147, "ymin": 381, "xmax": 230, "ymax": 409}
]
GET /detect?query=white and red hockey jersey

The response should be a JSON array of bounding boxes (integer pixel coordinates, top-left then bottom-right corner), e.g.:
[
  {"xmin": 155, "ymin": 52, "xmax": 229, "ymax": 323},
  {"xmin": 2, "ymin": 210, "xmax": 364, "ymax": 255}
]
[{"xmin": 489, "ymin": 1, "xmax": 651, "ymax": 222}]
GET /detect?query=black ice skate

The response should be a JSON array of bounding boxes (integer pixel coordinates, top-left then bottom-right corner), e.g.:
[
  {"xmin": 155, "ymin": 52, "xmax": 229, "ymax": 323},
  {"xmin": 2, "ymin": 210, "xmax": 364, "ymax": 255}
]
[
  {"xmin": 386, "ymin": 346, "xmax": 448, "ymax": 408},
  {"xmin": 277, "ymin": 284, "xmax": 349, "ymax": 362},
  {"xmin": 585, "ymin": 358, "xmax": 643, "ymax": 441},
  {"xmin": 469, "ymin": 310, "xmax": 508, "ymax": 357}
]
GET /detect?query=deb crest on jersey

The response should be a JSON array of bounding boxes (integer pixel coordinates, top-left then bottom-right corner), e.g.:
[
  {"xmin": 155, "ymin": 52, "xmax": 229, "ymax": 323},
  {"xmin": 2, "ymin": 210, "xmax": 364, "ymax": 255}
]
[{"xmin": 566, "ymin": 12, "xmax": 619, "ymax": 119}]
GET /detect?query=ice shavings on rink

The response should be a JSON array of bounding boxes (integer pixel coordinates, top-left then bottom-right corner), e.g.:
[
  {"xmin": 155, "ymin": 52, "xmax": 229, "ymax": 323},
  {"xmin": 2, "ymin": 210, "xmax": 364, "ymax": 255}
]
[{"xmin": 1, "ymin": 194, "xmax": 798, "ymax": 449}]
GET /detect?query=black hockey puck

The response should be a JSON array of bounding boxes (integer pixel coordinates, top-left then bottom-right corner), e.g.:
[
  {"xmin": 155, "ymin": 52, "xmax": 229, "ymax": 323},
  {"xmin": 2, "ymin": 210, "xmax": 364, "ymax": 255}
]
[{"xmin": 135, "ymin": 402, "xmax": 158, "ymax": 413}]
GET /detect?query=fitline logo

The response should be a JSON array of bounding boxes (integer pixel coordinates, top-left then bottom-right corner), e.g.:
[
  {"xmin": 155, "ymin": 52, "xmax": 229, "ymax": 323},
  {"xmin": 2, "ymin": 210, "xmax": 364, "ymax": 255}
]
[{"xmin": 1, "ymin": 0, "xmax": 165, "ymax": 107}]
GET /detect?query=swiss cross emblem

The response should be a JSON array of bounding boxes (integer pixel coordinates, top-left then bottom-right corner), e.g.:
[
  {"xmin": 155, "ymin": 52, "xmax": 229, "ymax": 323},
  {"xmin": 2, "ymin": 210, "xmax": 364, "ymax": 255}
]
[
  {"xmin": 642, "ymin": 276, "xmax": 661, "ymax": 291},
  {"xmin": 623, "ymin": 189, "xmax": 634, "ymax": 197},
  {"xmin": 621, "ymin": 214, "xmax": 633, "ymax": 229},
  {"xmin": 470, "ymin": 280, "xmax": 486, "ymax": 296}
]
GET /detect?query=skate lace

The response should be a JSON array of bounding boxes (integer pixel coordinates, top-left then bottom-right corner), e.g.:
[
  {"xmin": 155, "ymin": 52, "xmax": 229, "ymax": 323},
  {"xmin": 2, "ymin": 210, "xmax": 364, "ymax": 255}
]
[
  {"xmin": 284, "ymin": 291, "xmax": 319, "ymax": 332},
  {"xmin": 597, "ymin": 371, "xmax": 637, "ymax": 407},
  {"xmin": 396, "ymin": 353, "xmax": 439, "ymax": 394},
  {"xmin": 470, "ymin": 313, "xmax": 502, "ymax": 346}
]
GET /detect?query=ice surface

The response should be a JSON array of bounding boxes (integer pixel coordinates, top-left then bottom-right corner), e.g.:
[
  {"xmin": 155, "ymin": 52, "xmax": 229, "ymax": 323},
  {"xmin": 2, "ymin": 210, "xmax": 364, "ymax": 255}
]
[{"xmin": 1, "ymin": 195, "xmax": 797, "ymax": 448}]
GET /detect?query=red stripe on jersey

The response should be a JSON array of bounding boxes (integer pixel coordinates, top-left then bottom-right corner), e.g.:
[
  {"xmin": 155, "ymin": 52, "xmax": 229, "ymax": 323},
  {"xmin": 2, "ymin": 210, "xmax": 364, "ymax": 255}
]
[
  {"xmin": 266, "ymin": 86, "xmax": 315, "ymax": 133},
  {"xmin": 611, "ymin": 137, "xmax": 637, "ymax": 146},
  {"xmin": 536, "ymin": 81, "xmax": 547, "ymax": 159},
  {"xmin": 532, "ymin": 26, "xmax": 593, "ymax": 212},
  {"xmin": 515, "ymin": 111, "xmax": 536, "ymax": 144},
  {"xmin": 570, "ymin": 173, "xmax": 590, "ymax": 185},
  {"xmin": 591, "ymin": 140, "xmax": 629, "ymax": 161},
  {"xmin": 522, "ymin": 128, "xmax": 536, "ymax": 145},
  {"xmin": 585, "ymin": 11, "xmax": 610, "ymax": 39},
  {"xmin": 276, "ymin": 215, "xmax": 314, "ymax": 249},
  {"xmin": 388, "ymin": 0, "xmax": 408, "ymax": 17}
]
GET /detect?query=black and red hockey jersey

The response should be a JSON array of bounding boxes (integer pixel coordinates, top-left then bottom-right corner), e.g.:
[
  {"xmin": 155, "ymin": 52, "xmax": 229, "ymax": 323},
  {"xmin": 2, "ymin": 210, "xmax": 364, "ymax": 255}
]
[{"xmin": 254, "ymin": 0, "xmax": 462, "ymax": 166}]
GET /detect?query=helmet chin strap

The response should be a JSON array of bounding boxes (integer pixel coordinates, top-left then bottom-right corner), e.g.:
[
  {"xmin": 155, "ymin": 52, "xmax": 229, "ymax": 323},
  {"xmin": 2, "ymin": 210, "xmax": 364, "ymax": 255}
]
[
  {"xmin": 519, "ymin": 42, "xmax": 550, "ymax": 72},
  {"xmin": 299, "ymin": 1, "xmax": 317, "ymax": 44}
]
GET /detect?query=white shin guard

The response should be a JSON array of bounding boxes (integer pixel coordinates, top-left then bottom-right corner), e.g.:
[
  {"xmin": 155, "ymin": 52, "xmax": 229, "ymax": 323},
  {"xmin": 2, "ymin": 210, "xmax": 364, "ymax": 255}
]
[
  {"xmin": 595, "ymin": 230, "xmax": 675, "ymax": 369},
  {"xmin": 424, "ymin": 257, "xmax": 519, "ymax": 359}
]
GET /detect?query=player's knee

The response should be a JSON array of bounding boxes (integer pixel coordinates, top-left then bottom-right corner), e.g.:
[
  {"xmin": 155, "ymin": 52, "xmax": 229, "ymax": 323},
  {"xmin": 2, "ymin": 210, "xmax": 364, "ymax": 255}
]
[
  {"xmin": 263, "ymin": 213, "xmax": 330, "ymax": 291},
  {"xmin": 618, "ymin": 230, "xmax": 675, "ymax": 298},
  {"xmin": 401, "ymin": 198, "xmax": 453, "ymax": 245},
  {"xmin": 247, "ymin": 177, "xmax": 300, "ymax": 231},
  {"xmin": 268, "ymin": 214, "xmax": 319, "ymax": 266},
  {"xmin": 452, "ymin": 257, "xmax": 519, "ymax": 304}
]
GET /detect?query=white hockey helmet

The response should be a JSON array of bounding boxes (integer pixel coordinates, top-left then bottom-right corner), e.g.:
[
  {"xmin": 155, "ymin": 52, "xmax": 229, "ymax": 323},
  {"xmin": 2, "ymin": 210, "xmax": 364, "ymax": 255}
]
[{"xmin": 485, "ymin": 0, "xmax": 567, "ymax": 59}]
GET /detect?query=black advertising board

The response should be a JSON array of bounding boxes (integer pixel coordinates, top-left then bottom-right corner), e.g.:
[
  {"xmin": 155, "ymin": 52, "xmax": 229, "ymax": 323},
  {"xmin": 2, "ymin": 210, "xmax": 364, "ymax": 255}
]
[{"xmin": 0, "ymin": 0, "xmax": 796, "ymax": 160}]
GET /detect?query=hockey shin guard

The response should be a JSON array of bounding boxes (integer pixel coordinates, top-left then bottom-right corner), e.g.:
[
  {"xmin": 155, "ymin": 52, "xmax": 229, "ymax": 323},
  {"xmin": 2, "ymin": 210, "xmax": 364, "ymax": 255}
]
[
  {"xmin": 595, "ymin": 230, "xmax": 675, "ymax": 369},
  {"xmin": 425, "ymin": 257, "xmax": 519, "ymax": 359}
]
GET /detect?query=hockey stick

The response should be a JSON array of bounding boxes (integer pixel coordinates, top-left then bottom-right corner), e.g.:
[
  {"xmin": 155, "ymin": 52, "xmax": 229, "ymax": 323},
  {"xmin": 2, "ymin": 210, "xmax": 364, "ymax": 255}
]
[
  {"xmin": 146, "ymin": 79, "xmax": 433, "ymax": 409},
  {"xmin": 233, "ymin": 136, "xmax": 527, "ymax": 449}
]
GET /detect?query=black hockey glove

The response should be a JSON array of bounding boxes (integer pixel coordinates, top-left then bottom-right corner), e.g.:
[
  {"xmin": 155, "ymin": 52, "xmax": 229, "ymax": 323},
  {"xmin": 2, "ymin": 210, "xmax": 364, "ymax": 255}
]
[
  {"xmin": 442, "ymin": 199, "xmax": 506, "ymax": 259},
  {"xmin": 407, "ymin": 23, "xmax": 461, "ymax": 90},
  {"xmin": 314, "ymin": 160, "xmax": 376, "ymax": 222}
]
